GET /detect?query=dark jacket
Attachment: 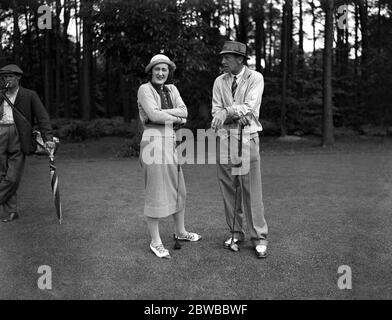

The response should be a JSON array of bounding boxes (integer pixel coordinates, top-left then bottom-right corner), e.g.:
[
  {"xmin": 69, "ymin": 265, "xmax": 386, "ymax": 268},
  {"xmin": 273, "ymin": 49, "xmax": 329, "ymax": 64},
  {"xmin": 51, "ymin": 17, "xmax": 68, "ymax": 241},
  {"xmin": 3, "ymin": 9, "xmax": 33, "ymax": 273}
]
[{"xmin": 0, "ymin": 86, "xmax": 53, "ymax": 155}]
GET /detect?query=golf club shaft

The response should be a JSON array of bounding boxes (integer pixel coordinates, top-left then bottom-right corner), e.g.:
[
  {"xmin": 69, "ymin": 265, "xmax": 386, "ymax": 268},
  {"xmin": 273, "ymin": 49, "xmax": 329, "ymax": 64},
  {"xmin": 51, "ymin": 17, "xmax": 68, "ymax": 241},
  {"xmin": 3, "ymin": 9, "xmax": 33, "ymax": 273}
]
[
  {"xmin": 239, "ymin": 124, "xmax": 243, "ymax": 157},
  {"xmin": 231, "ymin": 124, "xmax": 244, "ymax": 248},
  {"xmin": 230, "ymin": 180, "xmax": 239, "ymax": 246},
  {"xmin": 174, "ymin": 142, "xmax": 182, "ymax": 249}
]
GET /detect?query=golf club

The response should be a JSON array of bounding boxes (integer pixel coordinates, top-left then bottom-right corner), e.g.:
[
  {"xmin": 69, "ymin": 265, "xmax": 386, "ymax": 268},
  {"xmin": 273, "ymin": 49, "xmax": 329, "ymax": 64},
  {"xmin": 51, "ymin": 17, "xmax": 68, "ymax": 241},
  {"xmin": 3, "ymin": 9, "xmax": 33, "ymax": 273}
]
[
  {"xmin": 229, "ymin": 124, "xmax": 244, "ymax": 252},
  {"xmin": 173, "ymin": 132, "xmax": 182, "ymax": 250}
]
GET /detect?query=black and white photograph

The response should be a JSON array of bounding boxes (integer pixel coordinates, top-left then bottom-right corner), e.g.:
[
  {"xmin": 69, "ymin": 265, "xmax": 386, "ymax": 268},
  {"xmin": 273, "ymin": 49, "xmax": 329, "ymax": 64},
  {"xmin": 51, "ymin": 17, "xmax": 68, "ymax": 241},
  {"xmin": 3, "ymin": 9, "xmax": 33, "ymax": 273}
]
[{"xmin": 0, "ymin": 0, "xmax": 391, "ymax": 305}]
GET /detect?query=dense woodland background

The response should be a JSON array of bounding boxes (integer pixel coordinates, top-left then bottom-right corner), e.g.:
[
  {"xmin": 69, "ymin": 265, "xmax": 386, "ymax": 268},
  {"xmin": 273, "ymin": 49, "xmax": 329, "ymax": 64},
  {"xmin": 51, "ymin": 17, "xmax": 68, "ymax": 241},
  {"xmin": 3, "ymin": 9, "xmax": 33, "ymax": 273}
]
[{"xmin": 0, "ymin": 0, "xmax": 391, "ymax": 146}]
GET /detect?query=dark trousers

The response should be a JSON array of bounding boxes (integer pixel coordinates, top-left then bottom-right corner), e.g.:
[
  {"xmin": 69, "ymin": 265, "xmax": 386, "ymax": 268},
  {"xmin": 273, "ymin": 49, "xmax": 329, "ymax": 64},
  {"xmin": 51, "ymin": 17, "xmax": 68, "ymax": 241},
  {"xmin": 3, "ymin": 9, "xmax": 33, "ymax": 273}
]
[{"xmin": 0, "ymin": 124, "xmax": 25, "ymax": 214}]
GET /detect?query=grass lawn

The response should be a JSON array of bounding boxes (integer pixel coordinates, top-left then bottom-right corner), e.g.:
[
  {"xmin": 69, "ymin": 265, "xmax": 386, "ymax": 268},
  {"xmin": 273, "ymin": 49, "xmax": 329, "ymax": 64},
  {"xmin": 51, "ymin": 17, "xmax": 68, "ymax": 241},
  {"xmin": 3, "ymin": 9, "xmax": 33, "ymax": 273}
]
[{"xmin": 0, "ymin": 135, "xmax": 391, "ymax": 299}]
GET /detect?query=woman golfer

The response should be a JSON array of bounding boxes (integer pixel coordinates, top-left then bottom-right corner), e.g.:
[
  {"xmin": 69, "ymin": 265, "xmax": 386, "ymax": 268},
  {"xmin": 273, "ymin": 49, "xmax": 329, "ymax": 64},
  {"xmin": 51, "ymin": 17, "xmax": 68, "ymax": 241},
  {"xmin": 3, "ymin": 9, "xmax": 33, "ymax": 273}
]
[{"xmin": 137, "ymin": 54, "xmax": 202, "ymax": 259}]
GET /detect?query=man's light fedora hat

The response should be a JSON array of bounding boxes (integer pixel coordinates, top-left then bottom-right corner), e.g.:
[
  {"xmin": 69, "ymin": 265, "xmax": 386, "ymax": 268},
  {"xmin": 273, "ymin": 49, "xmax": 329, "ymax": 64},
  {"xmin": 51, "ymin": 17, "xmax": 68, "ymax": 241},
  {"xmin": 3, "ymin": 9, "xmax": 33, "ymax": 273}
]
[
  {"xmin": 0, "ymin": 64, "xmax": 24, "ymax": 75},
  {"xmin": 145, "ymin": 54, "xmax": 176, "ymax": 73},
  {"xmin": 219, "ymin": 41, "xmax": 249, "ymax": 59}
]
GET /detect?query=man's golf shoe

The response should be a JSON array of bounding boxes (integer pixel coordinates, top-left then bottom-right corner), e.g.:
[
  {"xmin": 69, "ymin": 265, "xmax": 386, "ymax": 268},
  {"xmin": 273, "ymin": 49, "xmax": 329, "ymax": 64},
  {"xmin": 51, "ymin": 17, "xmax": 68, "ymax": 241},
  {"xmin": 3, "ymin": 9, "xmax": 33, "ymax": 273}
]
[
  {"xmin": 224, "ymin": 237, "xmax": 242, "ymax": 249},
  {"xmin": 255, "ymin": 244, "xmax": 267, "ymax": 259}
]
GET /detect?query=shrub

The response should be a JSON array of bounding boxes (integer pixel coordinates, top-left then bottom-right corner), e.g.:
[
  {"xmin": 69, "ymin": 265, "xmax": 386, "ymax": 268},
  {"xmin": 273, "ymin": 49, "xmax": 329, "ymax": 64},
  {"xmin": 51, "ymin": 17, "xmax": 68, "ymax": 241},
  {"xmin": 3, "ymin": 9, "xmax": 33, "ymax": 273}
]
[
  {"xmin": 51, "ymin": 117, "xmax": 140, "ymax": 142},
  {"xmin": 116, "ymin": 131, "xmax": 142, "ymax": 157}
]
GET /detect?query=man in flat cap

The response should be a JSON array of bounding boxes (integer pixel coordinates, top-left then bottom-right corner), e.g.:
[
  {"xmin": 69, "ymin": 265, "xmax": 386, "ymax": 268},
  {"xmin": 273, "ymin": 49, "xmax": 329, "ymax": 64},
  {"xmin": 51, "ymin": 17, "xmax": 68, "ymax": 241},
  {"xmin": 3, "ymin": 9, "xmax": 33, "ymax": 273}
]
[
  {"xmin": 211, "ymin": 41, "xmax": 268, "ymax": 258},
  {"xmin": 0, "ymin": 64, "xmax": 54, "ymax": 222}
]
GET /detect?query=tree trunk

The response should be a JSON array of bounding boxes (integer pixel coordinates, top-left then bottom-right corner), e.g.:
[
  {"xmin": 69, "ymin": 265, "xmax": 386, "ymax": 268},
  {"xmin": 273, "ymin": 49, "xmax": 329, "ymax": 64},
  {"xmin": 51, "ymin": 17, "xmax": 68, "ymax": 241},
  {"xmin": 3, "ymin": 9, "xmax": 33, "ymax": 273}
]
[
  {"xmin": 335, "ymin": 1, "xmax": 349, "ymax": 77},
  {"xmin": 32, "ymin": 3, "xmax": 44, "ymax": 93},
  {"xmin": 24, "ymin": 11, "xmax": 32, "ymax": 74},
  {"xmin": 287, "ymin": 0, "xmax": 294, "ymax": 76},
  {"xmin": 353, "ymin": 1, "xmax": 360, "ymax": 118},
  {"xmin": 44, "ymin": 30, "xmax": 53, "ymax": 115},
  {"xmin": 91, "ymin": 40, "xmax": 97, "ymax": 119},
  {"xmin": 354, "ymin": 2, "xmax": 359, "ymax": 77},
  {"xmin": 254, "ymin": 0, "xmax": 265, "ymax": 72},
  {"xmin": 54, "ymin": 0, "xmax": 62, "ymax": 118},
  {"xmin": 336, "ymin": 16, "xmax": 344, "ymax": 76},
  {"xmin": 280, "ymin": 0, "xmax": 289, "ymax": 137},
  {"xmin": 268, "ymin": 0, "xmax": 273, "ymax": 74},
  {"xmin": 261, "ymin": 3, "xmax": 266, "ymax": 64},
  {"xmin": 225, "ymin": 0, "xmax": 232, "ymax": 38},
  {"xmin": 310, "ymin": 0, "xmax": 317, "ymax": 66},
  {"xmin": 238, "ymin": 0, "xmax": 249, "ymax": 44},
  {"xmin": 322, "ymin": 0, "xmax": 334, "ymax": 146},
  {"xmin": 231, "ymin": 0, "xmax": 239, "ymax": 39},
  {"xmin": 11, "ymin": 0, "xmax": 21, "ymax": 65},
  {"xmin": 357, "ymin": 0, "xmax": 368, "ymax": 80},
  {"xmin": 74, "ymin": 0, "xmax": 83, "ymax": 118},
  {"xmin": 63, "ymin": 0, "xmax": 71, "ymax": 118},
  {"xmin": 377, "ymin": 0, "xmax": 382, "ymax": 56},
  {"xmin": 298, "ymin": 0, "xmax": 304, "ymax": 70},
  {"xmin": 81, "ymin": 0, "xmax": 93, "ymax": 120},
  {"xmin": 345, "ymin": 12, "xmax": 349, "ymax": 68},
  {"xmin": 105, "ymin": 56, "xmax": 113, "ymax": 118}
]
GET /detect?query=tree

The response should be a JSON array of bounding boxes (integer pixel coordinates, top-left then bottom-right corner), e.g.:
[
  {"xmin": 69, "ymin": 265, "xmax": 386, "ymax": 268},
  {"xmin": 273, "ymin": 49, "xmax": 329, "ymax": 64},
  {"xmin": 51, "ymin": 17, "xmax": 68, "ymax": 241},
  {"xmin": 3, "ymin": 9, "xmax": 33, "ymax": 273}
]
[
  {"xmin": 81, "ymin": 0, "xmax": 93, "ymax": 120},
  {"xmin": 29, "ymin": 0, "xmax": 44, "ymax": 92},
  {"xmin": 231, "ymin": 0, "xmax": 239, "ymax": 39},
  {"xmin": 335, "ymin": 0, "xmax": 349, "ymax": 77},
  {"xmin": 309, "ymin": 0, "xmax": 318, "ymax": 64},
  {"xmin": 74, "ymin": 0, "xmax": 83, "ymax": 118},
  {"xmin": 376, "ymin": 0, "xmax": 383, "ymax": 57},
  {"xmin": 298, "ymin": 0, "xmax": 304, "ymax": 70},
  {"xmin": 63, "ymin": 0, "xmax": 71, "ymax": 118},
  {"xmin": 254, "ymin": 0, "xmax": 266, "ymax": 73},
  {"xmin": 11, "ymin": 0, "xmax": 21, "ymax": 65},
  {"xmin": 321, "ymin": 0, "xmax": 334, "ymax": 146},
  {"xmin": 267, "ymin": 0, "xmax": 274, "ymax": 74},
  {"xmin": 238, "ymin": 0, "xmax": 250, "ymax": 43},
  {"xmin": 43, "ymin": 26, "xmax": 53, "ymax": 116},
  {"xmin": 356, "ymin": 0, "xmax": 369, "ymax": 79},
  {"xmin": 0, "ymin": 0, "xmax": 390, "ymax": 135},
  {"xmin": 354, "ymin": 1, "xmax": 359, "ymax": 77},
  {"xmin": 54, "ymin": 0, "xmax": 61, "ymax": 118},
  {"xmin": 280, "ymin": 0, "xmax": 291, "ymax": 137},
  {"xmin": 287, "ymin": 0, "xmax": 294, "ymax": 76}
]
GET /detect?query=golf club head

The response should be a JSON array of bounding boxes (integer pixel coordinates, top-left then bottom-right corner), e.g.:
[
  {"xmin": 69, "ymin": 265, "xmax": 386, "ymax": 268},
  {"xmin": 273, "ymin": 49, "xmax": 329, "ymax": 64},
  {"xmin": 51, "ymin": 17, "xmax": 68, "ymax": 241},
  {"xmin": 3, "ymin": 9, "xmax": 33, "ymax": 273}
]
[
  {"xmin": 173, "ymin": 234, "xmax": 182, "ymax": 250},
  {"xmin": 229, "ymin": 242, "xmax": 240, "ymax": 252}
]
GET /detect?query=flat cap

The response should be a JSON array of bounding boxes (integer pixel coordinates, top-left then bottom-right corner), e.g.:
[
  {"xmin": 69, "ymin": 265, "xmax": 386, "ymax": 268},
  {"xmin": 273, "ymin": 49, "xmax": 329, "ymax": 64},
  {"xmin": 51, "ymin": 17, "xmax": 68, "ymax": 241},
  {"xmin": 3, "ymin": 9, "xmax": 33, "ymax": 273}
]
[{"xmin": 0, "ymin": 64, "xmax": 24, "ymax": 75}]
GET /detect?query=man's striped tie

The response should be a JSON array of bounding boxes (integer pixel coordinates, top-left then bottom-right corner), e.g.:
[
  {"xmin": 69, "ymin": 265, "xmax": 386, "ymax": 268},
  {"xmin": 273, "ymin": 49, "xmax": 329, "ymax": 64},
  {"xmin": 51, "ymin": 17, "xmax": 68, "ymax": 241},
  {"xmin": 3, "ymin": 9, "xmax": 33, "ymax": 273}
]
[{"xmin": 231, "ymin": 75, "xmax": 237, "ymax": 98}]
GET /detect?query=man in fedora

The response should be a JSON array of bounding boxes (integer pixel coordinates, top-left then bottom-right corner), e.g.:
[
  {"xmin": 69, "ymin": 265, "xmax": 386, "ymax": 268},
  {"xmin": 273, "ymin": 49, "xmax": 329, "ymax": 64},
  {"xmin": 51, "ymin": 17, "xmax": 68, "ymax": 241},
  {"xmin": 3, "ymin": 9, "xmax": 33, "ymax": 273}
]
[
  {"xmin": 0, "ymin": 64, "xmax": 54, "ymax": 222},
  {"xmin": 211, "ymin": 41, "xmax": 268, "ymax": 258}
]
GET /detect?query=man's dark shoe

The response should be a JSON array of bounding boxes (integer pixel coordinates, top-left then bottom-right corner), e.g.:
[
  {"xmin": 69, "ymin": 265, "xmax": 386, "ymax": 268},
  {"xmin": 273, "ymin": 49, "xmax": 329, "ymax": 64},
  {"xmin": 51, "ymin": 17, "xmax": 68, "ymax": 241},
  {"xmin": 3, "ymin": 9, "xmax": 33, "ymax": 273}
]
[
  {"xmin": 255, "ymin": 244, "xmax": 267, "ymax": 258},
  {"xmin": 2, "ymin": 212, "xmax": 19, "ymax": 223}
]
